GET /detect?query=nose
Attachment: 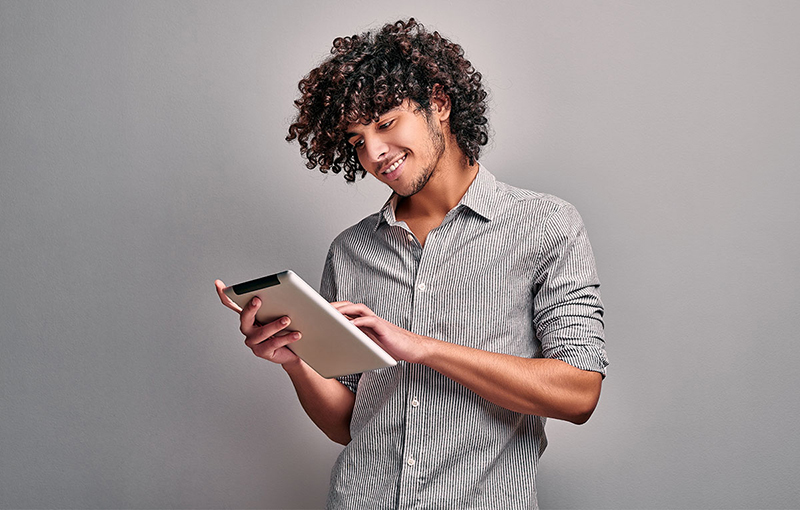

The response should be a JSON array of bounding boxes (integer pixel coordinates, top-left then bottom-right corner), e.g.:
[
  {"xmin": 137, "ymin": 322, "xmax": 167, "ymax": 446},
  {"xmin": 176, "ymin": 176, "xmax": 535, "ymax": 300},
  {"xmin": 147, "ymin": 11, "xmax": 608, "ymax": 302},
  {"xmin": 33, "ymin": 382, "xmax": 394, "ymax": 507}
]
[{"xmin": 361, "ymin": 133, "xmax": 389, "ymax": 166}]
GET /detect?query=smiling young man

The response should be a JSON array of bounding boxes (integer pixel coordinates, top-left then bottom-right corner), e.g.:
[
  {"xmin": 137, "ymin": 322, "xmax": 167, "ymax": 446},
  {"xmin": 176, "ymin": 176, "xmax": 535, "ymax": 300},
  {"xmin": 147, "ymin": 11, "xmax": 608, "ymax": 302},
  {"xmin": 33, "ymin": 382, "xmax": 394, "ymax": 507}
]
[{"xmin": 216, "ymin": 19, "xmax": 607, "ymax": 509}]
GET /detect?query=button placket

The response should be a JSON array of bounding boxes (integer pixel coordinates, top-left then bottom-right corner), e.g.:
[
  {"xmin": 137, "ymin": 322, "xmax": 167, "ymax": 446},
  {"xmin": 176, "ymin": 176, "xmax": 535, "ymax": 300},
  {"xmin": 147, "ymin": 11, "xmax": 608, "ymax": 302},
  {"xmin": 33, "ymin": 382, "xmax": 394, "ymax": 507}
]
[
  {"xmin": 398, "ymin": 227, "xmax": 441, "ymax": 507},
  {"xmin": 398, "ymin": 365, "xmax": 425, "ymax": 507}
]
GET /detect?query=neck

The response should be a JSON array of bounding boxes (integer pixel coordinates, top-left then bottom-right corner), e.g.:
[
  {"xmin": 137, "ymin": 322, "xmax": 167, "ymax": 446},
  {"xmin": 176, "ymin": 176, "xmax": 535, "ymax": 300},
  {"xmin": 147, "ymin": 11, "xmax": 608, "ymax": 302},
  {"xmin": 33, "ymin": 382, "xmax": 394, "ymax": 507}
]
[{"xmin": 396, "ymin": 139, "xmax": 479, "ymax": 222}]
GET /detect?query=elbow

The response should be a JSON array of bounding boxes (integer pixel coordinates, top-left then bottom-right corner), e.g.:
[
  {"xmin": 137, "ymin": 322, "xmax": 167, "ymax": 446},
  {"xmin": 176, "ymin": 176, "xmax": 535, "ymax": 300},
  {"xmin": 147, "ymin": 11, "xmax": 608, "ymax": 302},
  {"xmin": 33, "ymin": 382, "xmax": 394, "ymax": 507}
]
[
  {"xmin": 561, "ymin": 373, "xmax": 602, "ymax": 425},
  {"xmin": 566, "ymin": 402, "xmax": 597, "ymax": 425},
  {"xmin": 325, "ymin": 429, "xmax": 352, "ymax": 446},
  {"xmin": 523, "ymin": 391, "xmax": 599, "ymax": 424}
]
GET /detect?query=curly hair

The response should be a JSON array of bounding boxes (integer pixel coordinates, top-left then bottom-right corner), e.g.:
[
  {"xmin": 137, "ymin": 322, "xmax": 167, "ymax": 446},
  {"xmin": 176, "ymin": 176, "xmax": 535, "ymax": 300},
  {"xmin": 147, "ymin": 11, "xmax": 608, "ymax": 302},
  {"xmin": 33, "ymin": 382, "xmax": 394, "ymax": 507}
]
[{"xmin": 286, "ymin": 18, "xmax": 489, "ymax": 182}]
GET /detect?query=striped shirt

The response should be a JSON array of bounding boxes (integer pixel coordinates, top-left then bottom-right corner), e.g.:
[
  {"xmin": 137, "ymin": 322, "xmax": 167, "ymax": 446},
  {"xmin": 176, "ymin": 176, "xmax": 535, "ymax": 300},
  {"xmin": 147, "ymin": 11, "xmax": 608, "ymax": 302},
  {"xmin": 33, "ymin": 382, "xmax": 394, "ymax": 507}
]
[{"xmin": 319, "ymin": 165, "xmax": 608, "ymax": 510}]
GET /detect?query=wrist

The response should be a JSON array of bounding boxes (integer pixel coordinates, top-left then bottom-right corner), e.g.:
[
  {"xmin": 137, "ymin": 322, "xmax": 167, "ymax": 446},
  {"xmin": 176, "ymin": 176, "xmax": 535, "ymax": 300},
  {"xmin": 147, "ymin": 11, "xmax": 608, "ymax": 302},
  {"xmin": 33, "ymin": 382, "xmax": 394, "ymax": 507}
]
[
  {"xmin": 410, "ymin": 334, "xmax": 439, "ymax": 365},
  {"xmin": 281, "ymin": 357, "xmax": 304, "ymax": 375}
]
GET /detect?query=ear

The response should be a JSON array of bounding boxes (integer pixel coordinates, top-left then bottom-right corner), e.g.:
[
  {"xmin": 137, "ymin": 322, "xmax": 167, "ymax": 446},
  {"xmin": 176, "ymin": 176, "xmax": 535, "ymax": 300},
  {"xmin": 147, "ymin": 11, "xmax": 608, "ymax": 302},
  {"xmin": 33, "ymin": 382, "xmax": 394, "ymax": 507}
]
[{"xmin": 430, "ymin": 84, "xmax": 451, "ymax": 122}]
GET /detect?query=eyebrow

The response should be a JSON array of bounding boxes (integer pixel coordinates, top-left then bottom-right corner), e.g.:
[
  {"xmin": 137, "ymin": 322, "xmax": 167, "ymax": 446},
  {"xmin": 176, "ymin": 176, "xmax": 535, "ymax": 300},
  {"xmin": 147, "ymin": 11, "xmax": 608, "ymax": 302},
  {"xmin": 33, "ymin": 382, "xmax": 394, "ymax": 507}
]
[
  {"xmin": 344, "ymin": 122, "xmax": 373, "ymax": 141},
  {"xmin": 344, "ymin": 107, "xmax": 402, "ymax": 139}
]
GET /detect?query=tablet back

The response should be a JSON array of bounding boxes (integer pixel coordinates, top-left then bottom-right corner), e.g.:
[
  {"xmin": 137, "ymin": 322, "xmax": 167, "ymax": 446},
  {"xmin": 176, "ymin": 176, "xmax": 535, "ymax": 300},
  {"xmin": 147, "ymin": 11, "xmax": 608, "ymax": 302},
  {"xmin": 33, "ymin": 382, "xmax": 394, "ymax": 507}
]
[{"xmin": 224, "ymin": 270, "xmax": 396, "ymax": 378}]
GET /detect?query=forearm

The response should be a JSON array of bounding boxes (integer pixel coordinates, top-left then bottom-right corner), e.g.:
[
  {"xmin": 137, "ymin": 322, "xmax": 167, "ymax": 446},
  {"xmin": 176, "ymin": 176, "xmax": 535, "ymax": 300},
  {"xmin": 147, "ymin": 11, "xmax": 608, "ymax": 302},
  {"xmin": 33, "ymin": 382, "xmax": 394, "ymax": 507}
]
[
  {"xmin": 339, "ymin": 302, "xmax": 602, "ymax": 423},
  {"xmin": 282, "ymin": 359, "xmax": 355, "ymax": 445},
  {"xmin": 419, "ymin": 338, "xmax": 602, "ymax": 424}
]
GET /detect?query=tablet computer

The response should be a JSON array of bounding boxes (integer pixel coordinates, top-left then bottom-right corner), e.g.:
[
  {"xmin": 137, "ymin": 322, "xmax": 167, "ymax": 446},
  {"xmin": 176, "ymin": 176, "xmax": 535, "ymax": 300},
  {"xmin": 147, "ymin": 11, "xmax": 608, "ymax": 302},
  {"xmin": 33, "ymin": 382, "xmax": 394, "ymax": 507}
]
[{"xmin": 223, "ymin": 270, "xmax": 397, "ymax": 378}]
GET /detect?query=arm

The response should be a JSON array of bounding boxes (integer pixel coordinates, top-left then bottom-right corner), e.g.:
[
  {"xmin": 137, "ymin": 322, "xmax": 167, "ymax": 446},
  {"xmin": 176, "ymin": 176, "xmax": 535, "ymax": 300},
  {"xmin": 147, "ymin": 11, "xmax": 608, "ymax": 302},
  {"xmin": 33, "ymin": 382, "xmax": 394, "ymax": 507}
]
[
  {"xmin": 281, "ymin": 358, "xmax": 355, "ymax": 445},
  {"xmin": 334, "ymin": 302, "xmax": 602, "ymax": 425},
  {"xmin": 215, "ymin": 280, "xmax": 355, "ymax": 444},
  {"xmin": 415, "ymin": 336, "xmax": 601, "ymax": 424}
]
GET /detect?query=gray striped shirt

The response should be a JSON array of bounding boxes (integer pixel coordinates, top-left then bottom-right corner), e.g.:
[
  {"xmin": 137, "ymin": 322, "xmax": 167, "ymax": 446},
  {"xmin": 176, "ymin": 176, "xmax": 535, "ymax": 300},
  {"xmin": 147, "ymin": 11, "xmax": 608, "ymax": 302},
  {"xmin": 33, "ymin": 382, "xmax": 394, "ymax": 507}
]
[{"xmin": 320, "ymin": 166, "xmax": 608, "ymax": 509}]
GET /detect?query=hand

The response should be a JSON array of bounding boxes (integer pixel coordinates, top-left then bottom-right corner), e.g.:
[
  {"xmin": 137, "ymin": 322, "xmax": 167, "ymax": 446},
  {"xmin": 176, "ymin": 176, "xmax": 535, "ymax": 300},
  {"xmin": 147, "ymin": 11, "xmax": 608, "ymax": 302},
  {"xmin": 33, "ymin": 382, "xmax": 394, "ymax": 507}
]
[
  {"xmin": 215, "ymin": 280, "xmax": 301, "ymax": 366},
  {"xmin": 215, "ymin": 279, "xmax": 243, "ymax": 313},
  {"xmin": 331, "ymin": 301, "xmax": 433, "ymax": 364}
]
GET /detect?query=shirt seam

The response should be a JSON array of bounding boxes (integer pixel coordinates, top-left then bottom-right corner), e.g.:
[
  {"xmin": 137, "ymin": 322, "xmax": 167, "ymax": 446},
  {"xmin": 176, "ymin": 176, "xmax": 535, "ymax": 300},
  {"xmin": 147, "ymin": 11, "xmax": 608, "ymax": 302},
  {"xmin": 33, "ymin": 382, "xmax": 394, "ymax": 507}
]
[{"xmin": 530, "ymin": 201, "xmax": 568, "ymax": 277}]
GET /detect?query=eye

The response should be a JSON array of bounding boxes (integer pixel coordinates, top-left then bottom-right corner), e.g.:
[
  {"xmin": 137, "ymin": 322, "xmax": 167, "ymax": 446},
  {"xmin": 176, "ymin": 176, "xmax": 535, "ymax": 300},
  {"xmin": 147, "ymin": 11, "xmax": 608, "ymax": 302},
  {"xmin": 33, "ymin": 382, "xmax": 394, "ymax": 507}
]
[
  {"xmin": 349, "ymin": 138, "xmax": 364, "ymax": 149},
  {"xmin": 378, "ymin": 119, "xmax": 394, "ymax": 130}
]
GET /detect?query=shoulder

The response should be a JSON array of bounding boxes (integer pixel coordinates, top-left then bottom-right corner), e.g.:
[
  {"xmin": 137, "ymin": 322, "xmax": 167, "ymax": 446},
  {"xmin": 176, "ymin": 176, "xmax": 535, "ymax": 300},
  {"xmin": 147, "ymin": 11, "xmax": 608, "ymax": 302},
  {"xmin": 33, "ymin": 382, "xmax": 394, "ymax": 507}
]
[
  {"xmin": 327, "ymin": 211, "xmax": 382, "ymax": 254},
  {"xmin": 492, "ymin": 177, "xmax": 583, "ymax": 227}
]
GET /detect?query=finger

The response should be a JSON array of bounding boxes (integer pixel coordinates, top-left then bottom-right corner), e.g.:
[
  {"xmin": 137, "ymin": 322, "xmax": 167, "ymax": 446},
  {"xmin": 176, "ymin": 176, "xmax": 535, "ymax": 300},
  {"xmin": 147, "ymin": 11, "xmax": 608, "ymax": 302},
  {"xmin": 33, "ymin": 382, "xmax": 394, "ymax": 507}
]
[
  {"xmin": 239, "ymin": 296, "xmax": 264, "ymax": 336},
  {"xmin": 350, "ymin": 315, "xmax": 384, "ymax": 335},
  {"xmin": 215, "ymin": 280, "xmax": 243, "ymax": 313},
  {"xmin": 348, "ymin": 315, "xmax": 385, "ymax": 340},
  {"xmin": 244, "ymin": 316, "xmax": 292, "ymax": 348},
  {"xmin": 330, "ymin": 301, "xmax": 360, "ymax": 319},
  {"xmin": 330, "ymin": 301, "xmax": 354, "ymax": 307},
  {"xmin": 251, "ymin": 330, "xmax": 302, "ymax": 360},
  {"xmin": 332, "ymin": 302, "xmax": 375, "ymax": 318},
  {"xmin": 348, "ymin": 316, "xmax": 402, "ymax": 361}
]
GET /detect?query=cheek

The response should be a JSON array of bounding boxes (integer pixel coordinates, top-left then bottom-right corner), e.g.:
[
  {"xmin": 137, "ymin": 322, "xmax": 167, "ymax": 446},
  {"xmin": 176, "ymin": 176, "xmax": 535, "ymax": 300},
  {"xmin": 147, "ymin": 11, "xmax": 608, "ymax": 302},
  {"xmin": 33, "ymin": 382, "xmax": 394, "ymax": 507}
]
[
  {"xmin": 358, "ymin": 156, "xmax": 382, "ymax": 179},
  {"xmin": 397, "ymin": 128, "xmax": 417, "ymax": 148}
]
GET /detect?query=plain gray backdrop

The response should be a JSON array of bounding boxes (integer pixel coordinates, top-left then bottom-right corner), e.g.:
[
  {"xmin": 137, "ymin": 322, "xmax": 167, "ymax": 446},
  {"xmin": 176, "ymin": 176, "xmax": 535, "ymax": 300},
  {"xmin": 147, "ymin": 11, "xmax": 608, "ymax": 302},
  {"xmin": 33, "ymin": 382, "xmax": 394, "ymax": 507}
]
[{"xmin": 2, "ymin": 1, "xmax": 799, "ymax": 509}]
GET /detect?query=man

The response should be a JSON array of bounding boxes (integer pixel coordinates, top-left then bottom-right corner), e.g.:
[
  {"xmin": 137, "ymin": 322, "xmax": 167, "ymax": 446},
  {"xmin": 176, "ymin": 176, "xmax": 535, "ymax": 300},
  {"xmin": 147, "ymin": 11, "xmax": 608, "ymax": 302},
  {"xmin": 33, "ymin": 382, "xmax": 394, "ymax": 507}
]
[{"xmin": 216, "ymin": 18, "xmax": 608, "ymax": 509}]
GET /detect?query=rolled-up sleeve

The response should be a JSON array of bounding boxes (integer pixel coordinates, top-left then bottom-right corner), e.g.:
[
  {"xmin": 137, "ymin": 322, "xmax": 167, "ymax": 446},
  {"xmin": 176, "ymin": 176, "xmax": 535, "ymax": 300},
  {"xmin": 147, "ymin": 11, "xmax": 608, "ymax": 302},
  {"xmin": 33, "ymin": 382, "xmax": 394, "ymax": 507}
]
[{"xmin": 532, "ymin": 204, "xmax": 609, "ymax": 376}]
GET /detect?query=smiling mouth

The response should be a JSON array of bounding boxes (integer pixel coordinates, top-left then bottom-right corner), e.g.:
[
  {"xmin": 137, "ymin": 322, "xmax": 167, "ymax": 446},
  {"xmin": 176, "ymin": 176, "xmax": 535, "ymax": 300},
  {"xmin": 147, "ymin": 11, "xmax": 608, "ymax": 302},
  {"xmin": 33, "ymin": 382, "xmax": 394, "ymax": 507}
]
[{"xmin": 381, "ymin": 153, "xmax": 407, "ymax": 175}]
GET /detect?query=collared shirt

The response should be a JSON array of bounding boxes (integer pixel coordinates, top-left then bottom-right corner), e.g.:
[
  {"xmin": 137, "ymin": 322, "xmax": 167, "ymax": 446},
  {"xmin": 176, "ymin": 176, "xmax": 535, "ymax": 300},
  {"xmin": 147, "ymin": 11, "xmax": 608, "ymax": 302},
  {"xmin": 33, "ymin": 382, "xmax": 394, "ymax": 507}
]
[{"xmin": 319, "ymin": 166, "xmax": 608, "ymax": 510}]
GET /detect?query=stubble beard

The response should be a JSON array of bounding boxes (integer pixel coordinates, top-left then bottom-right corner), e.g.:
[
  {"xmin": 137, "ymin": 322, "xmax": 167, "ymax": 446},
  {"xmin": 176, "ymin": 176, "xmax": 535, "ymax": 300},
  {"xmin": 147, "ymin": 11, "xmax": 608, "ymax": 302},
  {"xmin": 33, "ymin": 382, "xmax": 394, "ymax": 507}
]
[{"xmin": 397, "ymin": 113, "xmax": 447, "ymax": 198}]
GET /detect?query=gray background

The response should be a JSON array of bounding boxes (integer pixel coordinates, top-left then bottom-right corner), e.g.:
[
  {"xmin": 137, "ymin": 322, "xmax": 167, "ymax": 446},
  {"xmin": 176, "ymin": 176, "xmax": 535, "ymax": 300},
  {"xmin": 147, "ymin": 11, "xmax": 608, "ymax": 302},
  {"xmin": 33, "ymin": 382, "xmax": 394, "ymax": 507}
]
[{"xmin": 2, "ymin": 1, "xmax": 798, "ymax": 509}]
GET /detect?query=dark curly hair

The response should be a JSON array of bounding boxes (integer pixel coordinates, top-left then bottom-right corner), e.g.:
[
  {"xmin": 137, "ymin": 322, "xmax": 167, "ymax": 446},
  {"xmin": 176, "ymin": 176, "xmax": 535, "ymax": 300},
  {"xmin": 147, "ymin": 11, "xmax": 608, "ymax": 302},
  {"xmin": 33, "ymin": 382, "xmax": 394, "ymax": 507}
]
[{"xmin": 286, "ymin": 18, "xmax": 489, "ymax": 182}]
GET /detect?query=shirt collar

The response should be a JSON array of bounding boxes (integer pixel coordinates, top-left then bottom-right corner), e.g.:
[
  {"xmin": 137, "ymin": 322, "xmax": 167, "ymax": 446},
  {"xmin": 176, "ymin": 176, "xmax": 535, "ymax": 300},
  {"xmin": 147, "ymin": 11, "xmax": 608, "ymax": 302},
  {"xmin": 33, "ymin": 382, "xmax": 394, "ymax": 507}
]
[
  {"xmin": 375, "ymin": 195, "xmax": 401, "ymax": 230},
  {"xmin": 457, "ymin": 164, "xmax": 497, "ymax": 222},
  {"xmin": 374, "ymin": 164, "xmax": 498, "ymax": 230}
]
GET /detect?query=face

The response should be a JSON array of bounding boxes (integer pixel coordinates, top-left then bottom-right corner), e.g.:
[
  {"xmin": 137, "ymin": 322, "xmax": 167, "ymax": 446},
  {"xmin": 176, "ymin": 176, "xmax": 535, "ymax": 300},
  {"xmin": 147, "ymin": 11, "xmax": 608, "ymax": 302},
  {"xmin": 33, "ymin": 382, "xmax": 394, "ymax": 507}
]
[{"xmin": 345, "ymin": 101, "xmax": 446, "ymax": 197}]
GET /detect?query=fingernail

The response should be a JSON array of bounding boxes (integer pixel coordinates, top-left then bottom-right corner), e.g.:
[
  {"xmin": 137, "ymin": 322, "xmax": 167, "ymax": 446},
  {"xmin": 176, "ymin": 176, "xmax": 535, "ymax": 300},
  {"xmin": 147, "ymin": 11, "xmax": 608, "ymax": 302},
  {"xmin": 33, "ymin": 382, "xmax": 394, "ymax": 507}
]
[{"xmin": 281, "ymin": 317, "xmax": 290, "ymax": 325}]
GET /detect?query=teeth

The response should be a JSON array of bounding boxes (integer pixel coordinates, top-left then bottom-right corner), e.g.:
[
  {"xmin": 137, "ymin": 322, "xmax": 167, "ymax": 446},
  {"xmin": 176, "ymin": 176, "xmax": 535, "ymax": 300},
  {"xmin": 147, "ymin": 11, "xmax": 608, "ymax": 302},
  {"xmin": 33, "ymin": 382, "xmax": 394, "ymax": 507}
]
[{"xmin": 384, "ymin": 154, "xmax": 406, "ymax": 174}]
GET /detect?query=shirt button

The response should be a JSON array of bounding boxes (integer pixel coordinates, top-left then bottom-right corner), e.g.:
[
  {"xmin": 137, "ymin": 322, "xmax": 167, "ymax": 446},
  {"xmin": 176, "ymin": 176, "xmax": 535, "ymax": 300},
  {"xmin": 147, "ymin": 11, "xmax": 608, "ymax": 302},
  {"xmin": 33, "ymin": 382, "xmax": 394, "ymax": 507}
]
[
  {"xmin": 417, "ymin": 282, "xmax": 427, "ymax": 291},
  {"xmin": 407, "ymin": 234, "xmax": 414, "ymax": 243},
  {"xmin": 411, "ymin": 398, "xmax": 420, "ymax": 408},
  {"xmin": 407, "ymin": 457, "xmax": 416, "ymax": 466}
]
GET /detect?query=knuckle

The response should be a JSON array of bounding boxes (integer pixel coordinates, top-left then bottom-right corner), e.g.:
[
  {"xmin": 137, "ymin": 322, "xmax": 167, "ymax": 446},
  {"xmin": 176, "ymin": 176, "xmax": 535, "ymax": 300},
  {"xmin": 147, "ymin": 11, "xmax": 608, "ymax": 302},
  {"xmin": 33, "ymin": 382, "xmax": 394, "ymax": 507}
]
[
  {"xmin": 254, "ymin": 346, "xmax": 273, "ymax": 361},
  {"xmin": 244, "ymin": 332, "xmax": 264, "ymax": 348}
]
